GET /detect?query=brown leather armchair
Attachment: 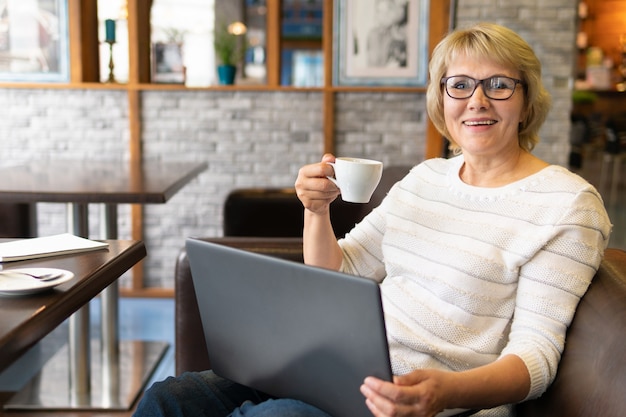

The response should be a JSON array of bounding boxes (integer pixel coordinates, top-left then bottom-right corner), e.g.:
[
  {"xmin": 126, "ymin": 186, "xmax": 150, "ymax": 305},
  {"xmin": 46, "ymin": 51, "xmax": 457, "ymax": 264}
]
[
  {"xmin": 175, "ymin": 164, "xmax": 626, "ymax": 416},
  {"xmin": 175, "ymin": 243, "xmax": 626, "ymax": 416}
]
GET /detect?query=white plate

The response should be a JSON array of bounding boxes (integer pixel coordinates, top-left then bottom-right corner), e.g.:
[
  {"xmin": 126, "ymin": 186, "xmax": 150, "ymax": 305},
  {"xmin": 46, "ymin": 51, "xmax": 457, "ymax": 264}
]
[{"xmin": 0, "ymin": 268, "xmax": 74, "ymax": 296}]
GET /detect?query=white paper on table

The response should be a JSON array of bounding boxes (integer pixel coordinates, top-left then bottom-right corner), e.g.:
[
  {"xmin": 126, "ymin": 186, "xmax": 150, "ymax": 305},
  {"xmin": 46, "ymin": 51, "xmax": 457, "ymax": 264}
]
[{"xmin": 0, "ymin": 233, "xmax": 109, "ymax": 263}]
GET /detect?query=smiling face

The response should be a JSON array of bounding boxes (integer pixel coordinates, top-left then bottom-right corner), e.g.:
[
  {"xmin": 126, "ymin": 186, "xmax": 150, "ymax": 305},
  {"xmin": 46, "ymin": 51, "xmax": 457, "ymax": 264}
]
[{"xmin": 443, "ymin": 54, "xmax": 526, "ymax": 158}]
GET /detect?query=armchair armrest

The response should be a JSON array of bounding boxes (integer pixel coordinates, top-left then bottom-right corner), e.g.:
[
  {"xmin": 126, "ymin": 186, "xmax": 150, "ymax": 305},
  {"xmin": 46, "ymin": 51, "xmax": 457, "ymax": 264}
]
[{"xmin": 516, "ymin": 248, "xmax": 626, "ymax": 416}]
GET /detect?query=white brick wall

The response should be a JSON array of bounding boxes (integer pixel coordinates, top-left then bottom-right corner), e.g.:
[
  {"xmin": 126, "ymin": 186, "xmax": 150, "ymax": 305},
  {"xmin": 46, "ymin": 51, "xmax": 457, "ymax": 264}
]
[{"xmin": 0, "ymin": 0, "xmax": 578, "ymax": 288}]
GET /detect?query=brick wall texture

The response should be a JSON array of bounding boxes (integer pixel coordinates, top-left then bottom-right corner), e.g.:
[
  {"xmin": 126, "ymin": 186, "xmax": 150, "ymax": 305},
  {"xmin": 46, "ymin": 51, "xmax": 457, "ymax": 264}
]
[{"xmin": 0, "ymin": 0, "xmax": 578, "ymax": 288}]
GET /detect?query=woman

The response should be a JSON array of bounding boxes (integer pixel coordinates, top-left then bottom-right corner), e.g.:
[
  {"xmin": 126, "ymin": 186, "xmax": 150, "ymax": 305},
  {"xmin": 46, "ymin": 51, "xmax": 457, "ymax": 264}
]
[
  {"xmin": 134, "ymin": 23, "xmax": 611, "ymax": 417},
  {"xmin": 296, "ymin": 22, "xmax": 611, "ymax": 416}
]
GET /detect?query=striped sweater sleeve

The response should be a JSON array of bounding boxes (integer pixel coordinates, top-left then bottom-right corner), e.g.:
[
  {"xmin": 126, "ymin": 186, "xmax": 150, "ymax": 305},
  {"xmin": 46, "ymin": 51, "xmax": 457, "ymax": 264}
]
[{"xmin": 501, "ymin": 186, "xmax": 610, "ymax": 399}]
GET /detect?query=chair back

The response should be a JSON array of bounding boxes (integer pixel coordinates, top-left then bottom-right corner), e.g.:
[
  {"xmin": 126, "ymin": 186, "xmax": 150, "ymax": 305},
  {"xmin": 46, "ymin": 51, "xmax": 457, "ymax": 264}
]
[{"xmin": 222, "ymin": 165, "xmax": 412, "ymax": 238}]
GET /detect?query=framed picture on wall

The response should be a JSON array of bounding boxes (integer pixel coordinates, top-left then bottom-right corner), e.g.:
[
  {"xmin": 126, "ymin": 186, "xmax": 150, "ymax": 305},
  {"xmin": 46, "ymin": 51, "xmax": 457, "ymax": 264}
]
[
  {"xmin": 0, "ymin": 0, "xmax": 70, "ymax": 82},
  {"xmin": 152, "ymin": 42, "xmax": 185, "ymax": 84},
  {"xmin": 333, "ymin": 0, "xmax": 429, "ymax": 86}
]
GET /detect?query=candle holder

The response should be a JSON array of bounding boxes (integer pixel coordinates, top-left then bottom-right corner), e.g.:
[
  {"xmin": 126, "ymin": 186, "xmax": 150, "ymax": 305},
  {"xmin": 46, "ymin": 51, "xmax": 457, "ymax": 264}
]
[
  {"xmin": 104, "ymin": 19, "xmax": 116, "ymax": 83},
  {"xmin": 106, "ymin": 40, "xmax": 116, "ymax": 83}
]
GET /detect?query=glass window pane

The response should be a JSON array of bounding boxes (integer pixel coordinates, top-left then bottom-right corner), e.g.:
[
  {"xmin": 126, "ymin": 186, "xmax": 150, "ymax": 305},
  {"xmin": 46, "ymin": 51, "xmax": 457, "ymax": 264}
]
[{"xmin": 0, "ymin": 0, "xmax": 70, "ymax": 82}]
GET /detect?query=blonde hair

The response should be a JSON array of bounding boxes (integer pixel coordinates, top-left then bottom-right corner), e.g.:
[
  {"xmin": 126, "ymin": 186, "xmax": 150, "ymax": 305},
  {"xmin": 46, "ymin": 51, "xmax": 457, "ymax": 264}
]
[{"xmin": 426, "ymin": 22, "xmax": 551, "ymax": 153}]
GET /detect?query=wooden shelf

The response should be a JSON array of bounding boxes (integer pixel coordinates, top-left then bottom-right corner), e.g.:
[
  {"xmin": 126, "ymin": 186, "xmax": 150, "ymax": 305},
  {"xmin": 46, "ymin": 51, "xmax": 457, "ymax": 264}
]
[
  {"xmin": 5, "ymin": 0, "xmax": 449, "ymax": 115},
  {"xmin": 0, "ymin": 82, "xmax": 128, "ymax": 90},
  {"xmin": 109, "ymin": 83, "xmax": 428, "ymax": 93},
  {"xmin": 0, "ymin": 82, "xmax": 427, "ymax": 93}
]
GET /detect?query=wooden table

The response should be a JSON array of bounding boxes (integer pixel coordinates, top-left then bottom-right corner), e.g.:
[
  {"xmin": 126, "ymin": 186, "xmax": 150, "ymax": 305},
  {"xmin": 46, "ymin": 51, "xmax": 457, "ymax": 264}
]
[
  {"xmin": 0, "ymin": 240, "xmax": 147, "ymax": 410},
  {"xmin": 0, "ymin": 160, "xmax": 207, "ymax": 410},
  {"xmin": 0, "ymin": 160, "xmax": 207, "ymax": 204}
]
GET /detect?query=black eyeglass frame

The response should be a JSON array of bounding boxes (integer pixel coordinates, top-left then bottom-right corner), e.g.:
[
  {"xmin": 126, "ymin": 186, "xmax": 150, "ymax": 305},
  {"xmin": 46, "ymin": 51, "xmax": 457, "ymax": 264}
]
[{"xmin": 440, "ymin": 76, "xmax": 525, "ymax": 100}]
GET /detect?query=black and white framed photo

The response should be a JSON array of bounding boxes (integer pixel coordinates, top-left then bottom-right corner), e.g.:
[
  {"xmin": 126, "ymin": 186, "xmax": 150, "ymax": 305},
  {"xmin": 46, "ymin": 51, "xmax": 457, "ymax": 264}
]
[
  {"xmin": 0, "ymin": 0, "xmax": 70, "ymax": 82},
  {"xmin": 333, "ymin": 0, "xmax": 429, "ymax": 86}
]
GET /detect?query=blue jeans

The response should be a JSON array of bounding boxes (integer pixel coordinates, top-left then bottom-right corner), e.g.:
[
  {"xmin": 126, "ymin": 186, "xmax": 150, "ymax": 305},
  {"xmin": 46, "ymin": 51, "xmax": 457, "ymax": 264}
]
[{"xmin": 133, "ymin": 370, "xmax": 333, "ymax": 417}]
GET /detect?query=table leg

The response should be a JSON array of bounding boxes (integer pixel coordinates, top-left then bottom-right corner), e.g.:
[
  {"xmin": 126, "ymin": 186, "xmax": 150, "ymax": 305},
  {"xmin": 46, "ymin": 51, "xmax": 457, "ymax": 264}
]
[
  {"xmin": 100, "ymin": 204, "xmax": 118, "ymax": 351},
  {"xmin": 95, "ymin": 204, "xmax": 168, "ymax": 410},
  {"xmin": 67, "ymin": 203, "xmax": 91, "ymax": 405},
  {"xmin": 68, "ymin": 306, "xmax": 90, "ymax": 406},
  {"xmin": 100, "ymin": 203, "xmax": 120, "ymax": 406}
]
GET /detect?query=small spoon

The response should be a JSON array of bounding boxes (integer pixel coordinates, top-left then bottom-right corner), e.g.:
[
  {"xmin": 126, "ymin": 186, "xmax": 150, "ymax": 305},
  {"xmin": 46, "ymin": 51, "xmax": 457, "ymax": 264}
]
[{"xmin": 0, "ymin": 271, "xmax": 64, "ymax": 282}]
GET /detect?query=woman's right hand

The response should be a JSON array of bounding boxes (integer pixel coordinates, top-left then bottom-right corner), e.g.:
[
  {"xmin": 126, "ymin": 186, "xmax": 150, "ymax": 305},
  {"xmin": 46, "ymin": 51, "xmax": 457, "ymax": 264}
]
[
  {"xmin": 295, "ymin": 153, "xmax": 340, "ymax": 215},
  {"xmin": 296, "ymin": 154, "xmax": 344, "ymax": 270}
]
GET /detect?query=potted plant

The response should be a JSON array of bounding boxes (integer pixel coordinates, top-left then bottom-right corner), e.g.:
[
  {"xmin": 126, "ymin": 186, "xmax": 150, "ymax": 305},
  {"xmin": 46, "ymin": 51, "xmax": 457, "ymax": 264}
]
[{"xmin": 214, "ymin": 22, "xmax": 246, "ymax": 85}]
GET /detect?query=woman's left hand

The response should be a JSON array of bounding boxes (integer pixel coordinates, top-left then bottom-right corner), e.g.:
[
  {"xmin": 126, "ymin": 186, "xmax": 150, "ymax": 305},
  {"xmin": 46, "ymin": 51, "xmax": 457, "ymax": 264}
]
[{"xmin": 360, "ymin": 370, "xmax": 451, "ymax": 417}]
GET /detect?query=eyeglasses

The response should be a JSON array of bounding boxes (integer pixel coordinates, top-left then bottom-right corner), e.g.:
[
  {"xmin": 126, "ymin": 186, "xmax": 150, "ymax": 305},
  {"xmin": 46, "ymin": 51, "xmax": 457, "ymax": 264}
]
[{"xmin": 441, "ymin": 75, "xmax": 524, "ymax": 100}]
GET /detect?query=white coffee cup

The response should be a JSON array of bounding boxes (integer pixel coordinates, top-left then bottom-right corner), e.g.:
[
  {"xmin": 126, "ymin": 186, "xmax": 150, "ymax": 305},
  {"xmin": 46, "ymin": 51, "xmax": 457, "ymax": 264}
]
[{"xmin": 327, "ymin": 157, "xmax": 383, "ymax": 203}]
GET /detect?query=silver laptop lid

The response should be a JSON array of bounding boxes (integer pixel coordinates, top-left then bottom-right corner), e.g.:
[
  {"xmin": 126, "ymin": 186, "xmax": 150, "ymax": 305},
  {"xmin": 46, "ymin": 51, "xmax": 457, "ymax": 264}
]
[{"xmin": 186, "ymin": 238, "xmax": 392, "ymax": 417}]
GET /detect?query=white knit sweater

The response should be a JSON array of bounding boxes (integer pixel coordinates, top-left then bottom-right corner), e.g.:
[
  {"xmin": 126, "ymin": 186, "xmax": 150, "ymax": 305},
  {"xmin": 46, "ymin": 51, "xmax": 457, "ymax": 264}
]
[{"xmin": 337, "ymin": 156, "xmax": 611, "ymax": 414}]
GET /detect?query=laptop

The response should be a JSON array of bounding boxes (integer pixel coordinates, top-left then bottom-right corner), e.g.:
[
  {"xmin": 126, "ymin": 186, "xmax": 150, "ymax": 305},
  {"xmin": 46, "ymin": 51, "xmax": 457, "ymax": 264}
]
[{"xmin": 186, "ymin": 238, "xmax": 471, "ymax": 417}]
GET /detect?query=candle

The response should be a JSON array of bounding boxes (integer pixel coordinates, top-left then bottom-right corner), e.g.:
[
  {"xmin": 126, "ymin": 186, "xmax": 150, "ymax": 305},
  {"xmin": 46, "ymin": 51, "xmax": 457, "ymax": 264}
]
[{"xmin": 105, "ymin": 19, "xmax": 116, "ymax": 43}]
